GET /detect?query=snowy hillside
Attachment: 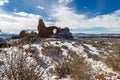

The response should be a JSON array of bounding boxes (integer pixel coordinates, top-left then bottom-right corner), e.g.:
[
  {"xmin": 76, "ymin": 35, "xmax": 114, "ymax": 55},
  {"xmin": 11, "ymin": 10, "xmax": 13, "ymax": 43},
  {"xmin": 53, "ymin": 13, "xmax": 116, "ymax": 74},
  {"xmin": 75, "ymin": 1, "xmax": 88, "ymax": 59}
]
[{"xmin": 0, "ymin": 38, "xmax": 120, "ymax": 80}]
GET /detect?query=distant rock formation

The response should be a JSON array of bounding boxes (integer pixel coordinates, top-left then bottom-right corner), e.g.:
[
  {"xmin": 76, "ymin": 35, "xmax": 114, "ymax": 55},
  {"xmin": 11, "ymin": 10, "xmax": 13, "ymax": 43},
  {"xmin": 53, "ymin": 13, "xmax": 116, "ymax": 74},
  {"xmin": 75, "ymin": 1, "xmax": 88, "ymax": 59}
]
[
  {"xmin": 19, "ymin": 30, "xmax": 37, "ymax": 38},
  {"xmin": 57, "ymin": 27, "xmax": 74, "ymax": 40},
  {"xmin": 38, "ymin": 19, "xmax": 74, "ymax": 40},
  {"xmin": 18, "ymin": 19, "xmax": 74, "ymax": 40}
]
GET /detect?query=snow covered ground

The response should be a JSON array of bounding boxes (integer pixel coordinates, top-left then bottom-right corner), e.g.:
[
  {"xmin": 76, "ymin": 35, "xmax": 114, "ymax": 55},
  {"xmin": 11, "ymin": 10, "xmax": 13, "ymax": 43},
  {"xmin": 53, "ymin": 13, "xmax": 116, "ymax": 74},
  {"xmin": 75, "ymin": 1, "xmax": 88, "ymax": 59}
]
[{"xmin": 0, "ymin": 38, "xmax": 120, "ymax": 80}]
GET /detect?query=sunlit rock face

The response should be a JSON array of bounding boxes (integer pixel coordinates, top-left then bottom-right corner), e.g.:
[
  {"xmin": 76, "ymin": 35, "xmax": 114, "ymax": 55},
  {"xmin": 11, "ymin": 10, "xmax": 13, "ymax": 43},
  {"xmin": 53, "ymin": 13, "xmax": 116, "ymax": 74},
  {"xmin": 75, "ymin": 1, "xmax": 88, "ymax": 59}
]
[{"xmin": 37, "ymin": 19, "xmax": 74, "ymax": 40}]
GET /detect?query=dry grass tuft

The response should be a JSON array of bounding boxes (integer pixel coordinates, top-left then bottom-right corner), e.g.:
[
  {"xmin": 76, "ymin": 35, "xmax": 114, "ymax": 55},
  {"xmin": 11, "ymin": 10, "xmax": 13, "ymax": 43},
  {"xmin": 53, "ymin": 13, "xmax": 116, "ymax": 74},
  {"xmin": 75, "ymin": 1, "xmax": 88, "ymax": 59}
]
[
  {"xmin": 0, "ymin": 46, "xmax": 42, "ymax": 80},
  {"xmin": 41, "ymin": 45, "xmax": 62, "ymax": 57},
  {"xmin": 104, "ymin": 42, "xmax": 120, "ymax": 72},
  {"xmin": 87, "ymin": 53, "xmax": 101, "ymax": 61},
  {"xmin": 55, "ymin": 50, "xmax": 93, "ymax": 80}
]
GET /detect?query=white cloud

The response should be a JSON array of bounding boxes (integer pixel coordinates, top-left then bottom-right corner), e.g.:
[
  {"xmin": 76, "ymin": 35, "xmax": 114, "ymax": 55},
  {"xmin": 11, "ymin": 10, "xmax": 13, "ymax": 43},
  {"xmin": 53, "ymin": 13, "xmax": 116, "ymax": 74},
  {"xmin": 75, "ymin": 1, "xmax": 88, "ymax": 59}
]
[
  {"xmin": 23, "ymin": 0, "xmax": 72, "ymax": 14},
  {"xmin": 0, "ymin": 0, "xmax": 120, "ymax": 33},
  {"xmin": 0, "ymin": 0, "xmax": 9, "ymax": 6},
  {"xmin": 36, "ymin": 6, "xmax": 44, "ymax": 10},
  {"xmin": 14, "ymin": 12, "xmax": 41, "ymax": 18},
  {"xmin": 14, "ymin": 12, "xmax": 29, "ymax": 16},
  {"xmin": 0, "ymin": 10, "xmax": 41, "ymax": 34},
  {"xmin": 58, "ymin": 0, "xmax": 73, "ymax": 4},
  {"xmin": 51, "ymin": 6, "xmax": 120, "ymax": 31}
]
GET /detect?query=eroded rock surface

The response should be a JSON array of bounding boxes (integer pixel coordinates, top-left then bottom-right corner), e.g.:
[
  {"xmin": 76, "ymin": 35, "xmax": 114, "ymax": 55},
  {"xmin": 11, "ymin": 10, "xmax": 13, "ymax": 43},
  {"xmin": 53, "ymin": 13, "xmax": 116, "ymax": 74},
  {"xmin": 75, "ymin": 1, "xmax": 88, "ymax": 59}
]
[
  {"xmin": 38, "ymin": 19, "xmax": 74, "ymax": 40},
  {"xmin": 38, "ymin": 19, "xmax": 60, "ymax": 38}
]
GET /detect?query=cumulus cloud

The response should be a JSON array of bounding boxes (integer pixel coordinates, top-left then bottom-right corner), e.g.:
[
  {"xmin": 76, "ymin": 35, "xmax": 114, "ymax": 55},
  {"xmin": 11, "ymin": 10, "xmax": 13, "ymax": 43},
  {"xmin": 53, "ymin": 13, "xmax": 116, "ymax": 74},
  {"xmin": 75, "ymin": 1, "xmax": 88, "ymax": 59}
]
[
  {"xmin": 0, "ymin": 0, "xmax": 9, "ymax": 6},
  {"xmin": 51, "ymin": 6, "xmax": 120, "ymax": 32},
  {"xmin": 0, "ymin": 10, "xmax": 41, "ymax": 34},
  {"xmin": 36, "ymin": 6, "xmax": 44, "ymax": 10},
  {"xmin": 0, "ymin": 0, "xmax": 120, "ymax": 33}
]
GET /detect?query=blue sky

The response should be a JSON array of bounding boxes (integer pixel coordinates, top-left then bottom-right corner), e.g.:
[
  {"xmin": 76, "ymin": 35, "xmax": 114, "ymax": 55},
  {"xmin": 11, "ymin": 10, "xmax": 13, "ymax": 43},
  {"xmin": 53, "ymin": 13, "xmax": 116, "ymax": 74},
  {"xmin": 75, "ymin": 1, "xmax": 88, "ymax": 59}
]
[{"xmin": 0, "ymin": 0, "xmax": 120, "ymax": 34}]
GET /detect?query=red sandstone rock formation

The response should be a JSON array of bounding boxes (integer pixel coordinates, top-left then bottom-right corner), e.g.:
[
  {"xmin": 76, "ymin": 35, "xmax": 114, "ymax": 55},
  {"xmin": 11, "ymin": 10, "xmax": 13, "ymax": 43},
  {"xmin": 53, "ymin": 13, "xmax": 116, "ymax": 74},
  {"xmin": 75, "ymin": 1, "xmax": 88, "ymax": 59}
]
[
  {"xmin": 38, "ymin": 19, "xmax": 60, "ymax": 38},
  {"xmin": 37, "ymin": 19, "xmax": 74, "ymax": 39}
]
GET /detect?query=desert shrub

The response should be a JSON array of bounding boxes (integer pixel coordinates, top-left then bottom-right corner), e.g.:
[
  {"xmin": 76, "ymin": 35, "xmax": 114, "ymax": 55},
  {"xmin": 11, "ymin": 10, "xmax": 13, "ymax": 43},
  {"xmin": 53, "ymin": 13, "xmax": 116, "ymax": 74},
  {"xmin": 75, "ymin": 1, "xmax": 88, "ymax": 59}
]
[
  {"xmin": 104, "ymin": 43, "xmax": 120, "ymax": 72},
  {"xmin": 67, "ymin": 50, "xmax": 77, "ymax": 57},
  {"xmin": 95, "ymin": 73, "xmax": 106, "ymax": 80},
  {"xmin": 20, "ymin": 30, "xmax": 41, "ymax": 44},
  {"xmin": 99, "ymin": 51, "xmax": 107, "ymax": 56},
  {"xmin": 72, "ymin": 40, "xmax": 82, "ymax": 47},
  {"xmin": 92, "ymin": 39, "xmax": 109, "ymax": 50},
  {"xmin": 76, "ymin": 40, "xmax": 82, "ymax": 44},
  {"xmin": 92, "ymin": 42, "xmax": 99, "ymax": 48},
  {"xmin": 41, "ymin": 45, "xmax": 62, "ymax": 56},
  {"xmin": 0, "ymin": 47, "xmax": 42, "ymax": 80},
  {"xmin": 70, "ymin": 54, "xmax": 92, "ymax": 80},
  {"xmin": 55, "ymin": 50, "xmax": 93, "ymax": 80},
  {"xmin": 82, "ymin": 39, "xmax": 89, "ymax": 44},
  {"xmin": 25, "ymin": 46, "xmax": 43, "ymax": 65},
  {"xmin": 82, "ymin": 44, "xmax": 90, "ymax": 53},
  {"xmin": 61, "ymin": 45, "xmax": 68, "ymax": 50},
  {"xmin": 55, "ymin": 61, "xmax": 70, "ymax": 78},
  {"xmin": 87, "ymin": 53, "xmax": 101, "ymax": 61},
  {"xmin": 41, "ymin": 45, "xmax": 63, "ymax": 61},
  {"xmin": 0, "ymin": 60, "xmax": 4, "ymax": 65}
]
